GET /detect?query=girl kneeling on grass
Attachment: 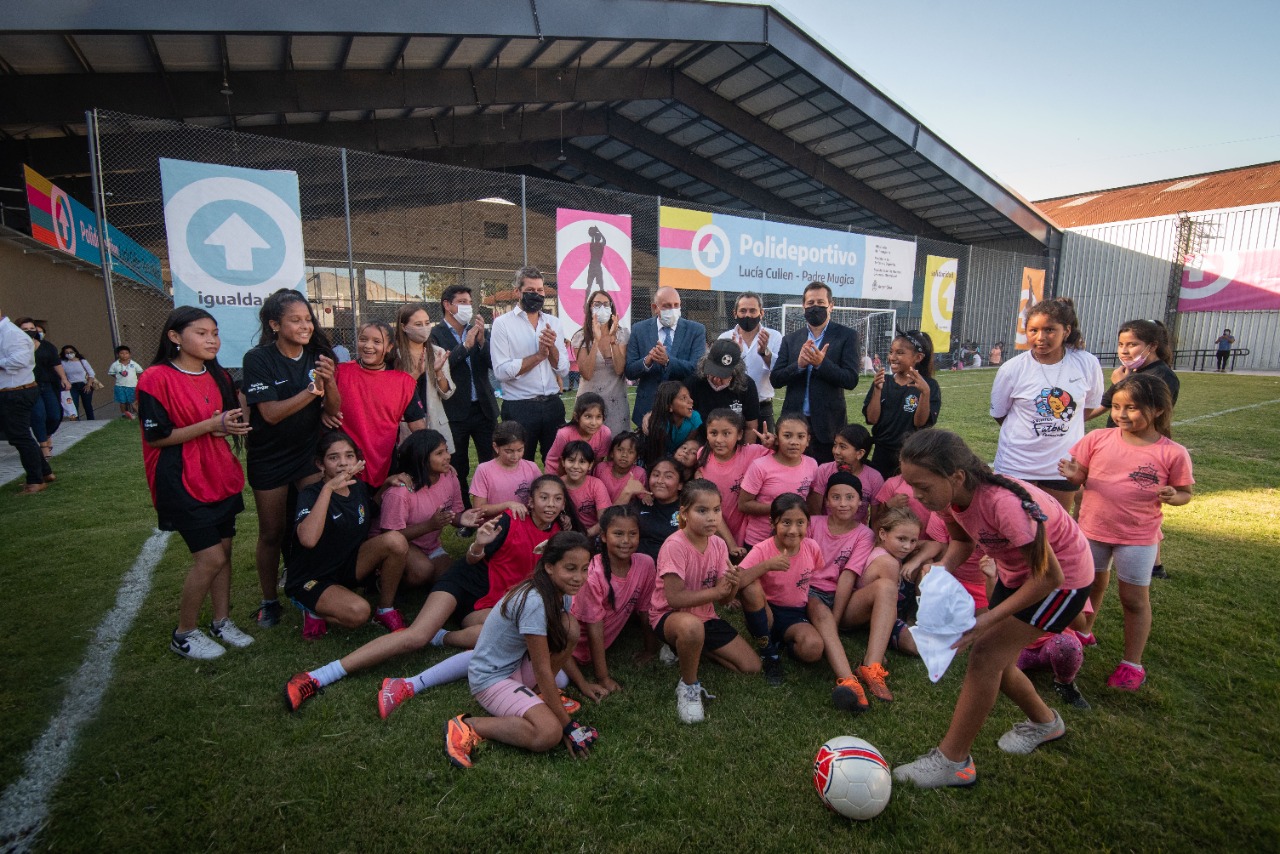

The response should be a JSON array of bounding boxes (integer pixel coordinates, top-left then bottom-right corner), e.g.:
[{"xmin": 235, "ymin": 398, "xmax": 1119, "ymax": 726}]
[
  {"xmin": 893, "ymin": 429, "xmax": 1093, "ymax": 789},
  {"xmin": 443, "ymin": 532, "xmax": 598, "ymax": 769},
  {"xmin": 650, "ymin": 479, "xmax": 759, "ymax": 724},
  {"xmin": 285, "ymin": 431, "xmax": 411, "ymax": 639},
  {"xmin": 544, "ymin": 391, "xmax": 613, "ymax": 476},
  {"xmin": 558, "ymin": 440, "xmax": 613, "ymax": 537},
  {"xmin": 563, "ymin": 505, "xmax": 658, "ymax": 700},
  {"xmin": 139, "ymin": 306, "xmax": 254, "ymax": 660},
  {"xmin": 284, "ymin": 475, "xmax": 579, "ymax": 713},
  {"xmin": 1058, "ymin": 373, "xmax": 1193, "ymax": 691},
  {"xmin": 470, "ymin": 420, "xmax": 543, "ymax": 518},
  {"xmin": 593, "ymin": 430, "xmax": 645, "ymax": 503},
  {"xmin": 739, "ymin": 413, "xmax": 818, "ymax": 549}
]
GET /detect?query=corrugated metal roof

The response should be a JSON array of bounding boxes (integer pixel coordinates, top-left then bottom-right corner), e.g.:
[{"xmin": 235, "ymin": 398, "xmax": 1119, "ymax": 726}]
[{"xmin": 1034, "ymin": 160, "xmax": 1280, "ymax": 227}]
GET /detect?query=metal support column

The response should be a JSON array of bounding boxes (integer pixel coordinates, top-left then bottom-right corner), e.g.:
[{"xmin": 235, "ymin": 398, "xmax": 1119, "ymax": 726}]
[
  {"xmin": 86, "ymin": 109, "xmax": 122, "ymax": 348},
  {"xmin": 340, "ymin": 148, "xmax": 359, "ymax": 339}
]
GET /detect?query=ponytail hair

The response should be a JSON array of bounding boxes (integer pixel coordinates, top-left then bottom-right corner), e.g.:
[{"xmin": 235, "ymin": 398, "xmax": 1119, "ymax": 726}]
[
  {"xmin": 502, "ymin": 531, "xmax": 592, "ymax": 653},
  {"xmin": 1117, "ymin": 318, "xmax": 1174, "ymax": 367},
  {"xmin": 1027, "ymin": 297, "xmax": 1084, "ymax": 350},
  {"xmin": 595, "ymin": 504, "xmax": 641, "ymax": 609},
  {"xmin": 900, "ymin": 430, "xmax": 1052, "ymax": 578},
  {"xmin": 697, "ymin": 408, "xmax": 747, "ymax": 468}
]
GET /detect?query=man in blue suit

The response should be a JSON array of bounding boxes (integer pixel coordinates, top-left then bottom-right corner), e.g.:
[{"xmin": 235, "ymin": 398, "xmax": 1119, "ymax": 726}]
[{"xmin": 625, "ymin": 286, "xmax": 707, "ymax": 429}]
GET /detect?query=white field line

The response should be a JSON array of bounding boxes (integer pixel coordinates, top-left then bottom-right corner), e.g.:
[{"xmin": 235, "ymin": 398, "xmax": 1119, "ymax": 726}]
[
  {"xmin": 1173, "ymin": 398, "xmax": 1280, "ymax": 426},
  {"xmin": 0, "ymin": 530, "xmax": 172, "ymax": 854}
]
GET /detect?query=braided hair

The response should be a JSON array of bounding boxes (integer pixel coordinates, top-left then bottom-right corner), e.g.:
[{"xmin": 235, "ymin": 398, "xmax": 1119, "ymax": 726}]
[
  {"xmin": 594, "ymin": 504, "xmax": 641, "ymax": 609},
  {"xmin": 697, "ymin": 408, "xmax": 747, "ymax": 469},
  {"xmin": 502, "ymin": 531, "xmax": 592, "ymax": 653},
  {"xmin": 900, "ymin": 429, "xmax": 1052, "ymax": 577}
]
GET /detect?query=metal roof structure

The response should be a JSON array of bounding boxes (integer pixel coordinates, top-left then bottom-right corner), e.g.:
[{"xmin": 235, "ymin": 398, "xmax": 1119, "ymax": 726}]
[
  {"xmin": 1035, "ymin": 160, "xmax": 1280, "ymax": 228},
  {"xmin": 0, "ymin": 0, "xmax": 1058, "ymax": 247}
]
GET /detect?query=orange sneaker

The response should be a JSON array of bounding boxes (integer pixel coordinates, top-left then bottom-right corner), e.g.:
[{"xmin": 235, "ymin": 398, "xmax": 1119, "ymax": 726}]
[
  {"xmin": 560, "ymin": 694, "xmax": 582, "ymax": 714},
  {"xmin": 443, "ymin": 714, "xmax": 484, "ymax": 769},
  {"xmin": 857, "ymin": 662, "xmax": 894, "ymax": 702},
  {"xmin": 283, "ymin": 672, "xmax": 320, "ymax": 712},
  {"xmin": 832, "ymin": 676, "xmax": 869, "ymax": 713},
  {"xmin": 378, "ymin": 677, "xmax": 415, "ymax": 720}
]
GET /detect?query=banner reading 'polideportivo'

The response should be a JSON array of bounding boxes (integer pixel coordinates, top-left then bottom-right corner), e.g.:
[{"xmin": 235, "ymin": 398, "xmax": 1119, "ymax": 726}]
[{"xmin": 658, "ymin": 206, "xmax": 915, "ymax": 301}]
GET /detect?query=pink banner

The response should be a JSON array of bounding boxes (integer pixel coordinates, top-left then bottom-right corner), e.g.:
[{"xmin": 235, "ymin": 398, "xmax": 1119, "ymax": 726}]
[
  {"xmin": 1179, "ymin": 248, "xmax": 1280, "ymax": 312},
  {"xmin": 555, "ymin": 209, "xmax": 632, "ymax": 345}
]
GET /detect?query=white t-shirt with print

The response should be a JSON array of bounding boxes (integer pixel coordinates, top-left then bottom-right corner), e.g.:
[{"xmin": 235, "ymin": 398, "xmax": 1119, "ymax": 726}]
[{"xmin": 990, "ymin": 348, "xmax": 1104, "ymax": 481}]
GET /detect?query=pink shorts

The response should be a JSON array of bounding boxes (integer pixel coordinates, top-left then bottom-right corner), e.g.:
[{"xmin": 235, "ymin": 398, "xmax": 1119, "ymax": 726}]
[
  {"xmin": 956, "ymin": 574, "xmax": 990, "ymax": 610},
  {"xmin": 473, "ymin": 655, "xmax": 544, "ymax": 718}
]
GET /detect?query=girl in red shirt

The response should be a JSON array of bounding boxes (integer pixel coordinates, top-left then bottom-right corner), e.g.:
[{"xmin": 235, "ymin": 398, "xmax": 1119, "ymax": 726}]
[{"xmin": 137, "ymin": 306, "xmax": 252, "ymax": 661}]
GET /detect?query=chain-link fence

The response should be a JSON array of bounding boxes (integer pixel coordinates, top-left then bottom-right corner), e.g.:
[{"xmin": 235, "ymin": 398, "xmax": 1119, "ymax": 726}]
[{"xmin": 90, "ymin": 109, "xmax": 1054, "ymax": 367}]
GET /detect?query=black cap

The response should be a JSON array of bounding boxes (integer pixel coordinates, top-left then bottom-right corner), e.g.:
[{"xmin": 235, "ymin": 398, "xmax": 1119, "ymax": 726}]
[{"xmin": 705, "ymin": 339, "xmax": 742, "ymax": 379}]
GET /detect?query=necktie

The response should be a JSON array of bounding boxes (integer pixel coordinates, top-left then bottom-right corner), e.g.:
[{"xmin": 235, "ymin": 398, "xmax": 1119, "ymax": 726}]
[{"xmin": 661, "ymin": 327, "xmax": 672, "ymax": 349}]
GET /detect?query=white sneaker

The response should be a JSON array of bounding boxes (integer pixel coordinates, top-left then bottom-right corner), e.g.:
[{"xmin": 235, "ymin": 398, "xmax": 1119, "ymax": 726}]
[
  {"xmin": 211, "ymin": 618, "xmax": 255, "ymax": 649},
  {"xmin": 893, "ymin": 747, "xmax": 978, "ymax": 788},
  {"xmin": 171, "ymin": 628, "xmax": 226, "ymax": 660},
  {"xmin": 997, "ymin": 710, "xmax": 1065, "ymax": 755},
  {"xmin": 675, "ymin": 680, "xmax": 713, "ymax": 724},
  {"xmin": 658, "ymin": 643, "xmax": 678, "ymax": 666}
]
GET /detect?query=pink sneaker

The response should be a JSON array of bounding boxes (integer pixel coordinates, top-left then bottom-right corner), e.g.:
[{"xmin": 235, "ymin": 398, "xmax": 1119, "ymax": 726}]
[
  {"xmin": 302, "ymin": 611, "xmax": 328, "ymax": 640},
  {"xmin": 1107, "ymin": 662, "xmax": 1147, "ymax": 691},
  {"xmin": 378, "ymin": 677, "xmax": 415, "ymax": 719},
  {"xmin": 1076, "ymin": 631, "xmax": 1098, "ymax": 647},
  {"xmin": 373, "ymin": 608, "xmax": 407, "ymax": 632}
]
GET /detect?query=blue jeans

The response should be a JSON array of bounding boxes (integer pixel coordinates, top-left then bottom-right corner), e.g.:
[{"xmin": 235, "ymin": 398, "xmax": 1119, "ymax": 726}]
[{"xmin": 29, "ymin": 382, "xmax": 63, "ymax": 443}]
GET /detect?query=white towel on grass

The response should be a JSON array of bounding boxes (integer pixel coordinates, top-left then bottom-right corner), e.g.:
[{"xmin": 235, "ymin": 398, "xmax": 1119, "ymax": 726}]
[{"xmin": 909, "ymin": 568, "xmax": 977, "ymax": 682}]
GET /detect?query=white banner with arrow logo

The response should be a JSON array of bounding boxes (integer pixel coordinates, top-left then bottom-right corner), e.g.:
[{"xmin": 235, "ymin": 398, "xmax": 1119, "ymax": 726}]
[{"xmin": 160, "ymin": 158, "xmax": 306, "ymax": 367}]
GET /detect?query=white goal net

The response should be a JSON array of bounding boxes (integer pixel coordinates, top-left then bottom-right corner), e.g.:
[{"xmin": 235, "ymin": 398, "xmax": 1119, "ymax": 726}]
[{"xmin": 762, "ymin": 305, "xmax": 898, "ymax": 370}]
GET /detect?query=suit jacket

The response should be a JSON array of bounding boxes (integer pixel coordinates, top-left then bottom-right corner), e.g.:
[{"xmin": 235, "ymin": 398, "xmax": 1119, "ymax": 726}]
[
  {"xmin": 769, "ymin": 321, "xmax": 860, "ymax": 444},
  {"xmin": 624, "ymin": 316, "xmax": 707, "ymax": 428},
  {"xmin": 429, "ymin": 320, "xmax": 498, "ymax": 422}
]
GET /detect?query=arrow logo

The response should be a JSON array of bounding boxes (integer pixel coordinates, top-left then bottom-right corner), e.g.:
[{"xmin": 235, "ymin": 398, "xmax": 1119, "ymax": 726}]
[
  {"xmin": 701, "ymin": 237, "xmax": 721, "ymax": 263},
  {"xmin": 204, "ymin": 213, "xmax": 269, "ymax": 271}
]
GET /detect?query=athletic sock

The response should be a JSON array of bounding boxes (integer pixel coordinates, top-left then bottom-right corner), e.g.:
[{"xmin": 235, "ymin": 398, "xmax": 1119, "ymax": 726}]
[
  {"xmin": 430, "ymin": 629, "xmax": 449, "ymax": 647},
  {"xmin": 309, "ymin": 660, "xmax": 347, "ymax": 688},
  {"xmin": 1121, "ymin": 660, "xmax": 1145, "ymax": 671},
  {"xmin": 743, "ymin": 607, "xmax": 771, "ymax": 648},
  {"xmin": 376, "ymin": 606, "xmax": 395, "ymax": 615},
  {"xmin": 408, "ymin": 650, "xmax": 474, "ymax": 693}
]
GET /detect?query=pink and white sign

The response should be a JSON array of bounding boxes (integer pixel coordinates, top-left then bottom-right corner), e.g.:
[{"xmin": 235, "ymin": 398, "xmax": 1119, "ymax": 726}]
[
  {"xmin": 555, "ymin": 208, "xmax": 632, "ymax": 344},
  {"xmin": 1179, "ymin": 248, "xmax": 1280, "ymax": 312}
]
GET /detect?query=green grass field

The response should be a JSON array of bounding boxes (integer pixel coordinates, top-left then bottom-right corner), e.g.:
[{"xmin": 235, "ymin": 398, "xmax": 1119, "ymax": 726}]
[{"xmin": 3, "ymin": 370, "xmax": 1279, "ymax": 852}]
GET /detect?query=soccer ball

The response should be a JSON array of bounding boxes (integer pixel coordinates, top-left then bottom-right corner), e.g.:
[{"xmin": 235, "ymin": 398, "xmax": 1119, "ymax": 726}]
[{"xmin": 813, "ymin": 736, "xmax": 892, "ymax": 820}]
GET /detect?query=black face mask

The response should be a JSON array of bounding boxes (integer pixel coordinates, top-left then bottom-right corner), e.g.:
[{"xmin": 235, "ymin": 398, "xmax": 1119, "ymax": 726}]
[
  {"xmin": 736, "ymin": 315, "xmax": 761, "ymax": 332},
  {"xmin": 804, "ymin": 305, "xmax": 828, "ymax": 327},
  {"xmin": 519, "ymin": 291, "xmax": 545, "ymax": 313},
  {"xmin": 25, "ymin": 330, "xmax": 40, "ymax": 341}
]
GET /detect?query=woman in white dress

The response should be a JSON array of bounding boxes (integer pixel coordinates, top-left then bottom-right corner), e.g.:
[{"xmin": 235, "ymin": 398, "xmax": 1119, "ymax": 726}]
[
  {"xmin": 573, "ymin": 290, "xmax": 630, "ymax": 437},
  {"xmin": 393, "ymin": 304, "xmax": 456, "ymax": 452}
]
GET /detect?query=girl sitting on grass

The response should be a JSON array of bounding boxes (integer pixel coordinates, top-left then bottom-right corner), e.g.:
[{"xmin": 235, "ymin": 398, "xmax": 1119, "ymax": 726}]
[
  {"xmin": 470, "ymin": 421, "xmax": 542, "ymax": 519},
  {"xmin": 893, "ymin": 429, "xmax": 1093, "ymax": 790},
  {"xmin": 285, "ymin": 431, "xmax": 410, "ymax": 639},
  {"xmin": 562, "ymin": 505, "xmax": 658, "ymax": 701},
  {"xmin": 650, "ymin": 479, "xmax": 758, "ymax": 724},
  {"xmin": 138, "ymin": 306, "xmax": 254, "ymax": 660},
  {"xmin": 442, "ymin": 532, "xmax": 599, "ymax": 769},
  {"xmin": 558, "ymin": 440, "xmax": 613, "ymax": 537},
  {"xmin": 739, "ymin": 413, "xmax": 817, "ymax": 549},
  {"xmin": 544, "ymin": 391, "xmax": 613, "ymax": 476},
  {"xmin": 809, "ymin": 423, "xmax": 882, "ymax": 525},
  {"xmin": 593, "ymin": 430, "xmax": 645, "ymax": 503},
  {"xmin": 1059, "ymin": 372, "xmax": 1193, "ymax": 691}
]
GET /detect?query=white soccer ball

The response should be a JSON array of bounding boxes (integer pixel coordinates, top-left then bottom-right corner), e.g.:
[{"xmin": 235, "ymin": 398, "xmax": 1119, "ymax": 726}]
[{"xmin": 813, "ymin": 736, "xmax": 893, "ymax": 820}]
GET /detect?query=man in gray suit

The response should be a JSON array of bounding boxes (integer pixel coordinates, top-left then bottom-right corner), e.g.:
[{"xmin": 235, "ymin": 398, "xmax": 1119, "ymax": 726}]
[{"xmin": 625, "ymin": 286, "xmax": 707, "ymax": 429}]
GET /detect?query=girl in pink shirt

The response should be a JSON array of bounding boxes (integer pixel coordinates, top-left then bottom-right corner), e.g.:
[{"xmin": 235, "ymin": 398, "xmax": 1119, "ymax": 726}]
[
  {"xmin": 470, "ymin": 421, "xmax": 543, "ymax": 519},
  {"xmin": 544, "ymin": 392, "xmax": 612, "ymax": 476},
  {"xmin": 1059, "ymin": 373, "xmax": 1193, "ymax": 691},
  {"xmin": 835, "ymin": 506, "xmax": 921, "ymax": 704},
  {"xmin": 559, "ymin": 441, "xmax": 614, "ymax": 537},
  {"xmin": 895, "ymin": 429, "xmax": 1093, "ymax": 790},
  {"xmin": 563, "ymin": 506, "xmax": 658, "ymax": 701},
  {"xmin": 808, "ymin": 423, "xmax": 882, "ymax": 525},
  {"xmin": 739, "ymin": 413, "xmax": 818, "ymax": 547},
  {"xmin": 650, "ymin": 479, "xmax": 759, "ymax": 724},
  {"xmin": 806, "ymin": 472, "xmax": 877, "ymax": 713},
  {"xmin": 593, "ymin": 431, "xmax": 645, "ymax": 503},
  {"xmin": 697, "ymin": 408, "xmax": 772, "ymax": 560},
  {"xmin": 379, "ymin": 429, "xmax": 482, "ymax": 587}
]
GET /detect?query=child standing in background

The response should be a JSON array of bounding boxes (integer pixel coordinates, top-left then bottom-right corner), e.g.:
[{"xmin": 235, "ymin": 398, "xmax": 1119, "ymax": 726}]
[
  {"xmin": 864, "ymin": 329, "xmax": 940, "ymax": 478},
  {"xmin": 108, "ymin": 345, "xmax": 139, "ymax": 419}
]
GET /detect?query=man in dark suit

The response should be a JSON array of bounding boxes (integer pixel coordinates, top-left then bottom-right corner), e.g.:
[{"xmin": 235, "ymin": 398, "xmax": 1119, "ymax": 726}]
[
  {"xmin": 625, "ymin": 286, "xmax": 707, "ymax": 429},
  {"xmin": 430, "ymin": 285, "xmax": 498, "ymax": 503},
  {"xmin": 770, "ymin": 281, "xmax": 860, "ymax": 463}
]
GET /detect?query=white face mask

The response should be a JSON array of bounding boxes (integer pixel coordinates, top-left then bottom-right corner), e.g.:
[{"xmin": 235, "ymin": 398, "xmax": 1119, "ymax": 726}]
[
  {"xmin": 593, "ymin": 305, "xmax": 613, "ymax": 325},
  {"xmin": 659, "ymin": 308, "xmax": 681, "ymax": 329},
  {"xmin": 454, "ymin": 304, "xmax": 473, "ymax": 325}
]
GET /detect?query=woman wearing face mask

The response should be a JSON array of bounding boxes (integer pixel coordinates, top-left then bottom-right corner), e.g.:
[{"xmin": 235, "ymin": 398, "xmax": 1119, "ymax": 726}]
[
  {"xmin": 1091, "ymin": 319, "xmax": 1179, "ymax": 425},
  {"xmin": 391, "ymin": 303, "xmax": 456, "ymax": 454},
  {"xmin": 689, "ymin": 339, "xmax": 763, "ymax": 442},
  {"xmin": 573, "ymin": 290, "xmax": 630, "ymax": 437}
]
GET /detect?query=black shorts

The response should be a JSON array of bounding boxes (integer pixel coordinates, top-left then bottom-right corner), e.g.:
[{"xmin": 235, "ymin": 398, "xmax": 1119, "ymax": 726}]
[
  {"xmin": 288, "ymin": 562, "xmax": 361, "ymax": 613},
  {"xmin": 654, "ymin": 613, "xmax": 739, "ymax": 651},
  {"xmin": 990, "ymin": 579, "xmax": 1089, "ymax": 633},
  {"xmin": 177, "ymin": 515, "xmax": 238, "ymax": 554},
  {"xmin": 429, "ymin": 558, "xmax": 490, "ymax": 619},
  {"xmin": 769, "ymin": 603, "xmax": 811, "ymax": 641},
  {"xmin": 1030, "ymin": 478, "xmax": 1079, "ymax": 494},
  {"xmin": 248, "ymin": 455, "xmax": 318, "ymax": 492}
]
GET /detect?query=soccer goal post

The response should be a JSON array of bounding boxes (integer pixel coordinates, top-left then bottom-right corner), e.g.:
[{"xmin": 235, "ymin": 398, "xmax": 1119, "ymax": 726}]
[{"xmin": 763, "ymin": 305, "xmax": 897, "ymax": 370}]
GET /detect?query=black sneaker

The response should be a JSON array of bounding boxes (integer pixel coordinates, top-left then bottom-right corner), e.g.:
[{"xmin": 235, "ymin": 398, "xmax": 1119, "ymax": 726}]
[
  {"xmin": 1150, "ymin": 564, "xmax": 1169, "ymax": 580},
  {"xmin": 256, "ymin": 599, "xmax": 283, "ymax": 628},
  {"xmin": 763, "ymin": 655, "xmax": 785, "ymax": 687},
  {"xmin": 1054, "ymin": 679, "xmax": 1091, "ymax": 710}
]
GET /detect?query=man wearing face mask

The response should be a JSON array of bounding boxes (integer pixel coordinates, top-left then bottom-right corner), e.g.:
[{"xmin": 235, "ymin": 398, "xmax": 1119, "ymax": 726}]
[
  {"xmin": 625, "ymin": 286, "xmax": 707, "ymax": 429},
  {"xmin": 689, "ymin": 339, "xmax": 762, "ymax": 440},
  {"xmin": 718, "ymin": 291, "xmax": 781, "ymax": 432},
  {"xmin": 490, "ymin": 266, "xmax": 570, "ymax": 463},
  {"xmin": 1, "ymin": 308, "xmax": 54, "ymax": 493},
  {"xmin": 431, "ymin": 284, "xmax": 498, "ymax": 501},
  {"xmin": 770, "ymin": 281, "xmax": 861, "ymax": 463},
  {"xmin": 17, "ymin": 318, "xmax": 69, "ymax": 457}
]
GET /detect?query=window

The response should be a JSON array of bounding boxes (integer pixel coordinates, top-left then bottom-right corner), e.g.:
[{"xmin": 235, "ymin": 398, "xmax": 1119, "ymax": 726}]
[{"xmin": 483, "ymin": 221, "xmax": 509, "ymax": 240}]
